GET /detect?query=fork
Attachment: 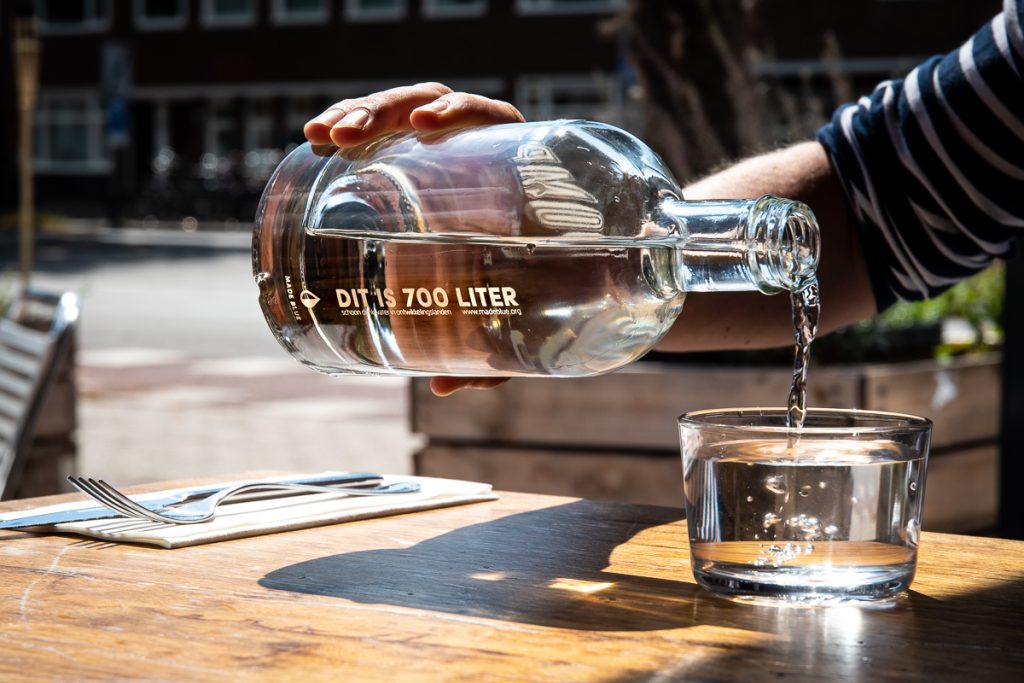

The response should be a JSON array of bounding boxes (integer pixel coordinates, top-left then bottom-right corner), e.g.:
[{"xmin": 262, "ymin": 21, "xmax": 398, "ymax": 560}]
[{"xmin": 68, "ymin": 477, "xmax": 421, "ymax": 525}]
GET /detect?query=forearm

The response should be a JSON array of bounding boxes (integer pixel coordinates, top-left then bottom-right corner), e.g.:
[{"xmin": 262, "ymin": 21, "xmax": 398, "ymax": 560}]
[{"xmin": 655, "ymin": 141, "xmax": 876, "ymax": 352}]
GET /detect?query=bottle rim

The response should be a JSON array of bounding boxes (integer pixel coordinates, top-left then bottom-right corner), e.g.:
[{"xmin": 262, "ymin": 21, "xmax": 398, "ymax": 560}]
[{"xmin": 748, "ymin": 195, "xmax": 821, "ymax": 293}]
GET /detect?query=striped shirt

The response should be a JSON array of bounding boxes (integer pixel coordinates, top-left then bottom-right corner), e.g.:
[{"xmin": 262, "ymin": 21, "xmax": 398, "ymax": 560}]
[{"xmin": 817, "ymin": 0, "xmax": 1023, "ymax": 309}]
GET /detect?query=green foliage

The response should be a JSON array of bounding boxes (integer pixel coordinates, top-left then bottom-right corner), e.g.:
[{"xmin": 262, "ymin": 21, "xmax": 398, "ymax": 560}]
[
  {"xmin": 816, "ymin": 263, "xmax": 1005, "ymax": 362},
  {"xmin": 875, "ymin": 262, "xmax": 1004, "ymax": 330}
]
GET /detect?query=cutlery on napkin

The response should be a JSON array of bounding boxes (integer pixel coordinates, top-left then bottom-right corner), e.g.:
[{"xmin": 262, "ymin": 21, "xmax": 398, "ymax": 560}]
[
  {"xmin": 0, "ymin": 474, "xmax": 497, "ymax": 548},
  {"xmin": 0, "ymin": 472, "xmax": 384, "ymax": 530}
]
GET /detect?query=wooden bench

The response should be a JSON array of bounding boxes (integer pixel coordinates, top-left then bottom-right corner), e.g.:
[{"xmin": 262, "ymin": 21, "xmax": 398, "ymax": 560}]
[{"xmin": 0, "ymin": 289, "xmax": 79, "ymax": 500}]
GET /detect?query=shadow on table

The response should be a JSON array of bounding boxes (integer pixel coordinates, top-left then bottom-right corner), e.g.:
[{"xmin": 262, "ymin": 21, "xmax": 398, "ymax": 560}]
[
  {"xmin": 261, "ymin": 499, "xmax": 1024, "ymax": 674},
  {"xmin": 261, "ymin": 499, "xmax": 702, "ymax": 631}
]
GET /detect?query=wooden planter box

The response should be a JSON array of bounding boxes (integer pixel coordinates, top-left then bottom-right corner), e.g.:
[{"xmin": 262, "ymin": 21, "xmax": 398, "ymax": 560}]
[{"xmin": 412, "ymin": 353, "xmax": 1001, "ymax": 534}]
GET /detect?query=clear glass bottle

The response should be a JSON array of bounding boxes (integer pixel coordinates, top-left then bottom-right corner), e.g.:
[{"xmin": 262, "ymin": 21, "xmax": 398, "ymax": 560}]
[{"xmin": 253, "ymin": 120, "xmax": 819, "ymax": 377}]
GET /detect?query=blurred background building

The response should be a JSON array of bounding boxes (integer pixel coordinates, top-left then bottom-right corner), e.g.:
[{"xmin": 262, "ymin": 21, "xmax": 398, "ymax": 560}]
[
  {"xmin": 0, "ymin": 0, "xmax": 1001, "ymax": 223},
  {"xmin": 0, "ymin": 0, "xmax": 1016, "ymax": 536}
]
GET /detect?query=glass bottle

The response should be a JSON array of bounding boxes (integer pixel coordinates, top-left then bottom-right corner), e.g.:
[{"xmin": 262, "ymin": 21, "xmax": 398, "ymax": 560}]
[{"xmin": 253, "ymin": 120, "xmax": 819, "ymax": 377}]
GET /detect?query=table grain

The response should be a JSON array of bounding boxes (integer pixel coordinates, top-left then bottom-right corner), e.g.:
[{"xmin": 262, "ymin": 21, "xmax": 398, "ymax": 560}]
[{"xmin": 1, "ymin": 481, "xmax": 1022, "ymax": 682}]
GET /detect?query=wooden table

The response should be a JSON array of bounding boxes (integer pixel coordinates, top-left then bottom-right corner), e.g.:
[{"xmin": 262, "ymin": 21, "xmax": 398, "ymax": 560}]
[{"xmin": 1, "ymin": 483, "xmax": 1022, "ymax": 682}]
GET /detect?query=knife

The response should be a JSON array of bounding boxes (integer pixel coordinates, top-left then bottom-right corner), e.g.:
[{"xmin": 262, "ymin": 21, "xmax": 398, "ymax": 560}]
[{"xmin": 0, "ymin": 472, "xmax": 383, "ymax": 530}]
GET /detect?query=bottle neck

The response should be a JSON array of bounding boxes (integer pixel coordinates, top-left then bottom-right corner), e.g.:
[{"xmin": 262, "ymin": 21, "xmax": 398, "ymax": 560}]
[{"xmin": 659, "ymin": 195, "xmax": 820, "ymax": 294}]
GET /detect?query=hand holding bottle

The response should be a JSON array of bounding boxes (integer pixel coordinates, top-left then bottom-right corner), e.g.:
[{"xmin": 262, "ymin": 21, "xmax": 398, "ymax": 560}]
[
  {"xmin": 303, "ymin": 83, "xmax": 524, "ymax": 397},
  {"xmin": 303, "ymin": 82, "xmax": 525, "ymax": 148}
]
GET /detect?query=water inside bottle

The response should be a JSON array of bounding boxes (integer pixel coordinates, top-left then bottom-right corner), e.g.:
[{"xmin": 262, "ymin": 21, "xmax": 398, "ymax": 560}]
[{"xmin": 296, "ymin": 229, "xmax": 686, "ymax": 376}]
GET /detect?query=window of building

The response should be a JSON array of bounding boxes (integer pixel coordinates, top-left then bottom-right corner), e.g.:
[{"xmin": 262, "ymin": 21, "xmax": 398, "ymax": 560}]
[
  {"xmin": 422, "ymin": 0, "xmax": 486, "ymax": 19},
  {"xmin": 516, "ymin": 75, "xmax": 623, "ymax": 125},
  {"xmin": 201, "ymin": 0, "xmax": 257, "ymax": 28},
  {"xmin": 272, "ymin": 0, "xmax": 329, "ymax": 24},
  {"xmin": 34, "ymin": 92, "xmax": 110, "ymax": 174},
  {"xmin": 242, "ymin": 99, "xmax": 284, "ymax": 184},
  {"xmin": 204, "ymin": 100, "xmax": 237, "ymax": 156},
  {"xmin": 516, "ymin": 0, "xmax": 623, "ymax": 15},
  {"xmin": 134, "ymin": 0, "xmax": 189, "ymax": 30},
  {"xmin": 244, "ymin": 99, "xmax": 277, "ymax": 151},
  {"xmin": 344, "ymin": 0, "xmax": 406, "ymax": 22},
  {"xmin": 36, "ymin": 0, "xmax": 112, "ymax": 34}
]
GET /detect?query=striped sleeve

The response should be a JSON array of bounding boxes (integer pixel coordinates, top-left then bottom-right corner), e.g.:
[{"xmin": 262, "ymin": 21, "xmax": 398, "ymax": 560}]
[{"xmin": 817, "ymin": 0, "xmax": 1024, "ymax": 309}]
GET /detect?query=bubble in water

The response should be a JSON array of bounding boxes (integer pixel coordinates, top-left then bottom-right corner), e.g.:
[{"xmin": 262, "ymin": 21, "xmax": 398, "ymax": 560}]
[
  {"xmin": 762, "ymin": 512, "xmax": 781, "ymax": 529},
  {"xmin": 818, "ymin": 481, "xmax": 827, "ymax": 489},
  {"xmin": 746, "ymin": 495, "xmax": 754, "ymax": 502},
  {"xmin": 765, "ymin": 476, "xmax": 787, "ymax": 495},
  {"xmin": 525, "ymin": 243, "xmax": 537, "ymax": 254},
  {"xmin": 757, "ymin": 541, "xmax": 811, "ymax": 567},
  {"xmin": 909, "ymin": 481, "xmax": 918, "ymax": 492},
  {"xmin": 787, "ymin": 514, "xmax": 821, "ymax": 541},
  {"xmin": 798, "ymin": 484, "xmax": 812, "ymax": 498},
  {"xmin": 824, "ymin": 524, "xmax": 839, "ymax": 536},
  {"xmin": 850, "ymin": 496, "xmax": 859, "ymax": 504}
]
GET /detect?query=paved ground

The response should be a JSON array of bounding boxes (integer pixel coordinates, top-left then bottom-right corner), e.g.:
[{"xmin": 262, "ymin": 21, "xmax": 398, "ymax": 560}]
[
  {"xmin": 77, "ymin": 350, "xmax": 420, "ymax": 486},
  {"xmin": 28, "ymin": 228, "xmax": 281, "ymax": 356},
  {"xmin": 4, "ymin": 228, "xmax": 421, "ymax": 487}
]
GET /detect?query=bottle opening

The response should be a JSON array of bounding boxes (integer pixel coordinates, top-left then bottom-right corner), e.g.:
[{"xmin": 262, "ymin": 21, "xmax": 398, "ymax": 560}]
[
  {"xmin": 665, "ymin": 195, "xmax": 821, "ymax": 294},
  {"xmin": 748, "ymin": 195, "xmax": 820, "ymax": 293}
]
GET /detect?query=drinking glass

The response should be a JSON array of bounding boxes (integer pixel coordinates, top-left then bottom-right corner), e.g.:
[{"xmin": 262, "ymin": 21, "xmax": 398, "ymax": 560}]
[{"xmin": 679, "ymin": 408, "xmax": 932, "ymax": 604}]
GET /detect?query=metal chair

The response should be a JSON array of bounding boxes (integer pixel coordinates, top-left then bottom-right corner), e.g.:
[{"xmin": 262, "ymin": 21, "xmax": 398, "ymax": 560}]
[{"xmin": 0, "ymin": 289, "xmax": 79, "ymax": 500}]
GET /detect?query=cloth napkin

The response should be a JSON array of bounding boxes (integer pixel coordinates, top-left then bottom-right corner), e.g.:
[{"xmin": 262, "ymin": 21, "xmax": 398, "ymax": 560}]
[{"xmin": 8, "ymin": 474, "xmax": 497, "ymax": 548}]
